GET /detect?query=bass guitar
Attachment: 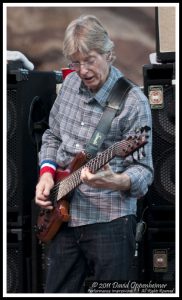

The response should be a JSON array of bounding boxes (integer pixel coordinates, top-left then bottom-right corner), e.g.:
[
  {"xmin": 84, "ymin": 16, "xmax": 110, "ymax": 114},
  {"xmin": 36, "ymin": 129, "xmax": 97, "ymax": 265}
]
[{"xmin": 35, "ymin": 126, "xmax": 150, "ymax": 243}]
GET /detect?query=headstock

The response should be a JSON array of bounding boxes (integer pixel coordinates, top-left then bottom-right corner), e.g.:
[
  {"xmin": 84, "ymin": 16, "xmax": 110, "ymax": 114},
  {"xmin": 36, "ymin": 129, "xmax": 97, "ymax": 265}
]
[{"xmin": 115, "ymin": 126, "xmax": 150, "ymax": 158}]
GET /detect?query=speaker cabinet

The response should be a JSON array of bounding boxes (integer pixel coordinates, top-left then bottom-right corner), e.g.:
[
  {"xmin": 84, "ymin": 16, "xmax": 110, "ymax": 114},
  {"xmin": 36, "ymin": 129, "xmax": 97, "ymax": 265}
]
[
  {"xmin": 7, "ymin": 68, "xmax": 62, "ymax": 292},
  {"xmin": 142, "ymin": 63, "xmax": 176, "ymax": 287},
  {"xmin": 7, "ymin": 69, "xmax": 61, "ymax": 227},
  {"xmin": 143, "ymin": 63, "xmax": 175, "ymax": 223},
  {"xmin": 155, "ymin": 7, "xmax": 175, "ymax": 63}
]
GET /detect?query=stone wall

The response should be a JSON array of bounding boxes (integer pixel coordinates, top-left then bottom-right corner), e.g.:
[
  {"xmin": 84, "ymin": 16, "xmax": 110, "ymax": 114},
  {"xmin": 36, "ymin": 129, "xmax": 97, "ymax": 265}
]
[{"xmin": 7, "ymin": 6, "xmax": 156, "ymax": 85}]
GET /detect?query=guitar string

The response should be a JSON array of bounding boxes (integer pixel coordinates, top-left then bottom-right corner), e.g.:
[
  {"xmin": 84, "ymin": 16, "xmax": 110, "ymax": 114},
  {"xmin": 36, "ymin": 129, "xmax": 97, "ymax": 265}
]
[
  {"xmin": 50, "ymin": 139, "xmax": 127, "ymax": 198},
  {"xmin": 49, "ymin": 141, "xmax": 117, "ymax": 200},
  {"xmin": 49, "ymin": 135, "xmax": 147, "ymax": 201},
  {"xmin": 49, "ymin": 136, "xmax": 147, "ymax": 201}
]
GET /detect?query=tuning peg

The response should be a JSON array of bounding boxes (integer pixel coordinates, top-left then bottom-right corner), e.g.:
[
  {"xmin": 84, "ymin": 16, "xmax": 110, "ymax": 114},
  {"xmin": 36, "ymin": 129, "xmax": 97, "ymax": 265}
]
[
  {"xmin": 137, "ymin": 149, "xmax": 145, "ymax": 160},
  {"xmin": 145, "ymin": 126, "xmax": 151, "ymax": 132},
  {"xmin": 135, "ymin": 128, "xmax": 140, "ymax": 134},
  {"xmin": 141, "ymin": 126, "xmax": 151, "ymax": 133},
  {"xmin": 142, "ymin": 147, "xmax": 146, "ymax": 157},
  {"xmin": 137, "ymin": 150, "xmax": 140, "ymax": 160}
]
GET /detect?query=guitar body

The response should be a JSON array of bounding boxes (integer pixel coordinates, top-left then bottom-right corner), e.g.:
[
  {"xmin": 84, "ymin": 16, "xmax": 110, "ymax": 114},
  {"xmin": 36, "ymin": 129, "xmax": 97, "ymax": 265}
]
[
  {"xmin": 36, "ymin": 173, "xmax": 70, "ymax": 243},
  {"xmin": 36, "ymin": 152, "xmax": 88, "ymax": 243},
  {"xmin": 35, "ymin": 127, "xmax": 150, "ymax": 243}
]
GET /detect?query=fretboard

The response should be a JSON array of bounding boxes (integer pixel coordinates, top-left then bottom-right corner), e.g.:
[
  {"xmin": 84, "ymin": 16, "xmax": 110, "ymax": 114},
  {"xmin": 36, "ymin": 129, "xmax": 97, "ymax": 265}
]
[{"xmin": 51, "ymin": 142, "xmax": 117, "ymax": 202}]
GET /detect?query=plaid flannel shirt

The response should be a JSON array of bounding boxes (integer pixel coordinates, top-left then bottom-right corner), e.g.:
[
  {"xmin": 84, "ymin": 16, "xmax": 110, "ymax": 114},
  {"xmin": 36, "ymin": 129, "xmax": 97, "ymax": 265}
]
[{"xmin": 39, "ymin": 66, "xmax": 153, "ymax": 226}]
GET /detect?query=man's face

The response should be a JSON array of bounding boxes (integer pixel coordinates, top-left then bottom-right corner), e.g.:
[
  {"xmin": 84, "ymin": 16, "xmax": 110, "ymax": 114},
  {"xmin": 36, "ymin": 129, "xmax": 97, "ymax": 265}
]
[{"xmin": 70, "ymin": 50, "xmax": 110, "ymax": 92}]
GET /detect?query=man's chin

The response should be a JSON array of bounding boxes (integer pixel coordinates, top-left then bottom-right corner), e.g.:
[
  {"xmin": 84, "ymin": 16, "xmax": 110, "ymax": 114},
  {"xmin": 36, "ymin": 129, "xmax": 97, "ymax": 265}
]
[{"xmin": 84, "ymin": 81, "xmax": 98, "ymax": 92}]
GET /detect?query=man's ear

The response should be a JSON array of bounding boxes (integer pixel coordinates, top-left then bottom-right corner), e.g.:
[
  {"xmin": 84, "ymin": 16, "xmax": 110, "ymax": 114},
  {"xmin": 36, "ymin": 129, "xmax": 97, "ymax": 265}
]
[{"xmin": 106, "ymin": 51, "xmax": 112, "ymax": 61}]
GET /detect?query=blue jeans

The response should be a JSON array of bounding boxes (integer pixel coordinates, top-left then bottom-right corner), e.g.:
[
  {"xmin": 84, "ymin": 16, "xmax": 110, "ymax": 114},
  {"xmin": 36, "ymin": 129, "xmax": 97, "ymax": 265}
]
[{"xmin": 45, "ymin": 215, "xmax": 136, "ymax": 293}]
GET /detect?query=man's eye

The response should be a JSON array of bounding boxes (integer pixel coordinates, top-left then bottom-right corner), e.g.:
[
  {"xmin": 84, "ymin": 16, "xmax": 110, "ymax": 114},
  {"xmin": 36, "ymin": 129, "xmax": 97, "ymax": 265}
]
[{"xmin": 87, "ymin": 59, "xmax": 95, "ymax": 64}]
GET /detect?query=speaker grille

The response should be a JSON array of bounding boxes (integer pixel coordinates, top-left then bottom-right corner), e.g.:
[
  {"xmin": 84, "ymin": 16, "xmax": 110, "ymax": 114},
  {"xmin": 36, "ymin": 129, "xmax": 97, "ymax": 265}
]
[
  {"xmin": 7, "ymin": 229, "xmax": 24, "ymax": 293},
  {"xmin": 7, "ymin": 70, "xmax": 61, "ymax": 292},
  {"xmin": 143, "ymin": 63, "xmax": 175, "ymax": 209},
  {"xmin": 153, "ymin": 148, "xmax": 175, "ymax": 205},
  {"xmin": 7, "ymin": 90, "xmax": 17, "ymax": 141},
  {"xmin": 7, "ymin": 158, "xmax": 18, "ymax": 206},
  {"xmin": 7, "ymin": 247, "xmax": 23, "ymax": 292}
]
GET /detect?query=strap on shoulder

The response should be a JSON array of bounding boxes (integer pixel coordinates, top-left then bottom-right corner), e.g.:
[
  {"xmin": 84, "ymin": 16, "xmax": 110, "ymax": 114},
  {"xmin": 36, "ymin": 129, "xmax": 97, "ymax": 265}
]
[{"xmin": 85, "ymin": 77, "xmax": 134, "ymax": 159}]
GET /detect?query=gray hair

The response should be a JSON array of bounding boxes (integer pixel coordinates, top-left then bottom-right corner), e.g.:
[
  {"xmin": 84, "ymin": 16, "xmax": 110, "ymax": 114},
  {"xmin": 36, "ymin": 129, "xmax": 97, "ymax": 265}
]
[{"xmin": 63, "ymin": 15, "xmax": 115, "ymax": 63}]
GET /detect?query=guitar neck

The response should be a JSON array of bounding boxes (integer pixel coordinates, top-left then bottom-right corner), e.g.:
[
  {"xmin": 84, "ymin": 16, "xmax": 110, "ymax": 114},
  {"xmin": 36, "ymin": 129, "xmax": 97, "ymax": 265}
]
[
  {"xmin": 52, "ymin": 143, "xmax": 116, "ymax": 202},
  {"xmin": 50, "ymin": 129, "xmax": 149, "ymax": 203}
]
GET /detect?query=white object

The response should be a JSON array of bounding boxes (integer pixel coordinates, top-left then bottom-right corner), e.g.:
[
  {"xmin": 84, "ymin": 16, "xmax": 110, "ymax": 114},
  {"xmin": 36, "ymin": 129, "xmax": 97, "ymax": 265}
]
[
  {"xmin": 149, "ymin": 52, "xmax": 162, "ymax": 65},
  {"xmin": 7, "ymin": 50, "xmax": 34, "ymax": 70}
]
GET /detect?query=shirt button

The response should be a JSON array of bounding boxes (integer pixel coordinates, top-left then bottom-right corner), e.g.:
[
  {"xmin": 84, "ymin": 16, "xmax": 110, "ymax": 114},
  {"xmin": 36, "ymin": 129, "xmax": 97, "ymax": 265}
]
[{"xmin": 81, "ymin": 122, "xmax": 84, "ymax": 126}]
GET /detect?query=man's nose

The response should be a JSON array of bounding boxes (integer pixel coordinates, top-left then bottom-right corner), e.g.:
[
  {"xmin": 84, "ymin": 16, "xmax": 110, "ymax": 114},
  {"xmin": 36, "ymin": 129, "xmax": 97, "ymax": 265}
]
[{"xmin": 79, "ymin": 63, "xmax": 88, "ymax": 74}]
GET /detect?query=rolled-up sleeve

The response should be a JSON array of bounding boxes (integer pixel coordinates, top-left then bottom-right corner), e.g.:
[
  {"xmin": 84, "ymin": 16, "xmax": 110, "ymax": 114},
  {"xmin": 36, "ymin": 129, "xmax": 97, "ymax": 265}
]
[
  {"xmin": 120, "ymin": 86, "xmax": 154, "ymax": 198},
  {"xmin": 38, "ymin": 87, "xmax": 63, "ymax": 164},
  {"xmin": 124, "ymin": 162, "xmax": 154, "ymax": 198}
]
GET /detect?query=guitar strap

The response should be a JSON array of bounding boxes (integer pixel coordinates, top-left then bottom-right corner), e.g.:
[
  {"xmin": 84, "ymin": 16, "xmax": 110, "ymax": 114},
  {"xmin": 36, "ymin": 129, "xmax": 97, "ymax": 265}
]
[{"xmin": 85, "ymin": 76, "xmax": 134, "ymax": 159}]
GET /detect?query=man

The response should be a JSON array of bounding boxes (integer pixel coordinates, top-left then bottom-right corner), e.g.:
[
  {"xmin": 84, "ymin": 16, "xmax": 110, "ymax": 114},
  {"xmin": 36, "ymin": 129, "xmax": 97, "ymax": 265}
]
[{"xmin": 35, "ymin": 15, "xmax": 153, "ymax": 293}]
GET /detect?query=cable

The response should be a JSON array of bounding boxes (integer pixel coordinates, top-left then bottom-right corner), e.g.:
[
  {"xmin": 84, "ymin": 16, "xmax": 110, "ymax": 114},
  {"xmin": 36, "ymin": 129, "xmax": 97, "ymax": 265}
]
[{"xmin": 134, "ymin": 206, "xmax": 148, "ymax": 257}]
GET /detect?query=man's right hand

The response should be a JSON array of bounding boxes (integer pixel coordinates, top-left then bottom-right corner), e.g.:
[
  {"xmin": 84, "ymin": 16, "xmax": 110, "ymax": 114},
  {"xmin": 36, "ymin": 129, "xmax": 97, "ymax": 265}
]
[{"xmin": 35, "ymin": 172, "xmax": 54, "ymax": 209}]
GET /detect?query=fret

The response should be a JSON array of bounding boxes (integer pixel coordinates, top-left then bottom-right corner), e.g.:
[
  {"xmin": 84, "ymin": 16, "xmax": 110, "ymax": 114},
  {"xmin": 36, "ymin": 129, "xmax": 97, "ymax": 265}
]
[
  {"xmin": 49, "ymin": 129, "xmax": 150, "ymax": 203},
  {"xmin": 36, "ymin": 126, "xmax": 150, "ymax": 242}
]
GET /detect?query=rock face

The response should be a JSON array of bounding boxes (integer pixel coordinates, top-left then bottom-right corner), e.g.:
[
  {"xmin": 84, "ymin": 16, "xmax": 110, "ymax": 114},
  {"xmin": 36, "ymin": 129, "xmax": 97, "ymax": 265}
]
[{"xmin": 6, "ymin": 6, "xmax": 156, "ymax": 85}]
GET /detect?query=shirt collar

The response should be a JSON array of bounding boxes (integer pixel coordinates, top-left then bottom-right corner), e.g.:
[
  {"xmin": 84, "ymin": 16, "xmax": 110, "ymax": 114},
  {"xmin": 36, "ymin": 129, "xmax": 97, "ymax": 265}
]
[{"xmin": 79, "ymin": 66, "xmax": 123, "ymax": 107}]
